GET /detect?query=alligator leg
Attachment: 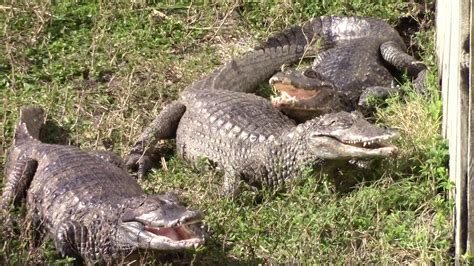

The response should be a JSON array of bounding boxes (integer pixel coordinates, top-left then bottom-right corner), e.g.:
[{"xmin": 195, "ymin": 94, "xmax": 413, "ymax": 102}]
[
  {"xmin": 221, "ymin": 169, "xmax": 242, "ymax": 197},
  {"xmin": 126, "ymin": 101, "xmax": 186, "ymax": 178},
  {"xmin": 25, "ymin": 207, "xmax": 47, "ymax": 253},
  {"xmin": 0, "ymin": 156, "xmax": 38, "ymax": 212},
  {"xmin": 413, "ymin": 68, "xmax": 428, "ymax": 93},
  {"xmin": 0, "ymin": 156, "xmax": 37, "ymax": 241},
  {"xmin": 90, "ymin": 150, "xmax": 126, "ymax": 170},
  {"xmin": 380, "ymin": 41, "xmax": 427, "ymax": 93},
  {"xmin": 358, "ymin": 85, "xmax": 400, "ymax": 110},
  {"xmin": 54, "ymin": 220, "xmax": 87, "ymax": 264}
]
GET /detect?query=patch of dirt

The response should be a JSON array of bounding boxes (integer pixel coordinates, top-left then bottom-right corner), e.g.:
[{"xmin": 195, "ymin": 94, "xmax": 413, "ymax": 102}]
[{"xmin": 395, "ymin": 0, "xmax": 435, "ymax": 58}]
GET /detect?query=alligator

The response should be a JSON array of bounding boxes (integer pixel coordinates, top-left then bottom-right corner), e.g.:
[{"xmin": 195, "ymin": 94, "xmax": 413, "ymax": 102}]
[
  {"xmin": 264, "ymin": 16, "xmax": 428, "ymax": 122},
  {"xmin": 125, "ymin": 17, "xmax": 406, "ymax": 193},
  {"xmin": 126, "ymin": 87, "xmax": 399, "ymax": 196},
  {"xmin": 0, "ymin": 107, "xmax": 205, "ymax": 264},
  {"xmin": 124, "ymin": 40, "xmax": 311, "ymax": 177}
]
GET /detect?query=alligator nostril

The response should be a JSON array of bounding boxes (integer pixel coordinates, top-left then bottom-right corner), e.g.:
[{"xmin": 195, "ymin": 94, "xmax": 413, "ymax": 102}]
[{"xmin": 387, "ymin": 128, "xmax": 400, "ymax": 137}]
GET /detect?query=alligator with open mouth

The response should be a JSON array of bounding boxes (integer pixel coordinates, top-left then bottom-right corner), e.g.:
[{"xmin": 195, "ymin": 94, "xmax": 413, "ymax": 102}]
[
  {"xmin": 126, "ymin": 88, "xmax": 398, "ymax": 196},
  {"xmin": 0, "ymin": 107, "xmax": 205, "ymax": 264},
  {"xmin": 265, "ymin": 16, "xmax": 427, "ymax": 122},
  {"xmin": 125, "ymin": 16, "xmax": 403, "ymax": 195}
]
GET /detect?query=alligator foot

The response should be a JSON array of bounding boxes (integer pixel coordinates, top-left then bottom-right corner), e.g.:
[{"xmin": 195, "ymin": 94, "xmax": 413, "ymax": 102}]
[
  {"xmin": 220, "ymin": 170, "xmax": 242, "ymax": 197},
  {"xmin": 380, "ymin": 40, "xmax": 428, "ymax": 94},
  {"xmin": 125, "ymin": 149, "xmax": 154, "ymax": 179},
  {"xmin": 126, "ymin": 101, "xmax": 186, "ymax": 178},
  {"xmin": 413, "ymin": 69, "xmax": 428, "ymax": 94},
  {"xmin": 1, "ymin": 210, "xmax": 14, "ymax": 240}
]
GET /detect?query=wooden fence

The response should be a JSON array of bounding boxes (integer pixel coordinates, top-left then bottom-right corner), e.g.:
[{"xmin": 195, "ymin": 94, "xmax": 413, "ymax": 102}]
[{"xmin": 436, "ymin": 0, "xmax": 472, "ymax": 258}]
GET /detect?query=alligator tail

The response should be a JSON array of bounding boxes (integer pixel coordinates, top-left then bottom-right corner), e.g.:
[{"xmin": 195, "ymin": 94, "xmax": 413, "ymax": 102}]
[
  {"xmin": 15, "ymin": 106, "xmax": 45, "ymax": 145},
  {"xmin": 190, "ymin": 44, "xmax": 307, "ymax": 93},
  {"xmin": 188, "ymin": 17, "xmax": 404, "ymax": 95},
  {"xmin": 256, "ymin": 19, "xmax": 320, "ymax": 50},
  {"xmin": 257, "ymin": 16, "xmax": 405, "ymax": 50}
]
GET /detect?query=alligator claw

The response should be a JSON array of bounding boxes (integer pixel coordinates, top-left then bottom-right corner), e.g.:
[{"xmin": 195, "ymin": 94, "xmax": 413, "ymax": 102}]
[
  {"xmin": 413, "ymin": 69, "xmax": 428, "ymax": 95},
  {"xmin": 125, "ymin": 151, "xmax": 153, "ymax": 179}
]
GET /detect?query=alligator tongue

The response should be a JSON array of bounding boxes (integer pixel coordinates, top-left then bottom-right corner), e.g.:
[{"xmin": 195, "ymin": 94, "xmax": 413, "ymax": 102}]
[
  {"xmin": 145, "ymin": 225, "xmax": 193, "ymax": 240},
  {"xmin": 275, "ymin": 84, "xmax": 321, "ymax": 99}
]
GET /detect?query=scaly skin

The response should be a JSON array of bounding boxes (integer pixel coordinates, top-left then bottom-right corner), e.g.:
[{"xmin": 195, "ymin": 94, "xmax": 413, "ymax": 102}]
[
  {"xmin": 128, "ymin": 89, "xmax": 399, "ymax": 196},
  {"xmin": 126, "ymin": 44, "xmax": 308, "ymax": 177},
  {"xmin": 265, "ymin": 16, "xmax": 427, "ymax": 122},
  {"xmin": 188, "ymin": 45, "xmax": 307, "ymax": 93},
  {"xmin": 1, "ymin": 107, "xmax": 205, "ymax": 264},
  {"xmin": 125, "ymin": 16, "xmax": 403, "ymax": 193}
]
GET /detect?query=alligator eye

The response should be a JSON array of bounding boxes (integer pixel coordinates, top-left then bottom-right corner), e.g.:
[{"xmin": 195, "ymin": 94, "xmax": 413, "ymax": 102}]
[
  {"xmin": 320, "ymin": 120, "xmax": 335, "ymax": 127},
  {"xmin": 303, "ymin": 69, "xmax": 322, "ymax": 80}
]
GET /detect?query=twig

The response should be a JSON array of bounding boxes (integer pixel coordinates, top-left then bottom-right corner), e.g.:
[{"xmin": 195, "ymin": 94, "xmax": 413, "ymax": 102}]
[
  {"xmin": 210, "ymin": 2, "xmax": 238, "ymax": 40},
  {"xmin": 188, "ymin": 26, "xmax": 233, "ymax": 30},
  {"xmin": 0, "ymin": 5, "xmax": 18, "ymax": 11}
]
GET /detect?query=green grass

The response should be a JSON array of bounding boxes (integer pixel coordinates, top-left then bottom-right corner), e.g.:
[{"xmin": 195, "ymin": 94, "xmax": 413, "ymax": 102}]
[{"xmin": 0, "ymin": 1, "xmax": 451, "ymax": 264}]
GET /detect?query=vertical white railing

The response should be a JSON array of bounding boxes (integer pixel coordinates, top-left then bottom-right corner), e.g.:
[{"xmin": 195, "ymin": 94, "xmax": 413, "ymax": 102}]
[{"xmin": 436, "ymin": 0, "xmax": 472, "ymax": 258}]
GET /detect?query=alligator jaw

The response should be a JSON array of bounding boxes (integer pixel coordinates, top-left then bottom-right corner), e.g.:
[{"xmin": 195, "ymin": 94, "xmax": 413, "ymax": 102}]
[
  {"xmin": 120, "ymin": 218, "xmax": 204, "ymax": 249},
  {"xmin": 270, "ymin": 74, "xmax": 324, "ymax": 105},
  {"xmin": 120, "ymin": 212, "xmax": 205, "ymax": 249},
  {"xmin": 315, "ymin": 135, "xmax": 398, "ymax": 159},
  {"xmin": 270, "ymin": 74, "xmax": 340, "ymax": 121},
  {"xmin": 338, "ymin": 139, "xmax": 398, "ymax": 158},
  {"xmin": 271, "ymin": 90, "xmax": 321, "ymax": 109}
]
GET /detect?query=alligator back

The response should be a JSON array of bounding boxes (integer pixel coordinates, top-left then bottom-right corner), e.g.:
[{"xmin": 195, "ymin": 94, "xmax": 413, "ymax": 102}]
[
  {"xmin": 14, "ymin": 139, "xmax": 143, "ymax": 233},
  {"xmin": 177, "ymin": 89, "xmax": 295, "ymax": 176},
  {"xmin": 2, "ymin": 108, "xmax": 145, "ymax": 260},
  {"xmin": 311, "ymin": 38, "xmax": 394, "ymax": 106}
]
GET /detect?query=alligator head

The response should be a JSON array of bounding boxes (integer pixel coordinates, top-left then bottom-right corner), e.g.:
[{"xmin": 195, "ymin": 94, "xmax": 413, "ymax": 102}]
[
  {"xmin": 297, "ymin": 111, "xmax": 398, "ymax": 159},
  {"xmin": 117, "ymin": 194, "xmax": 205, "ymax": 251},
  {"xmin": 270, "ymin": 68, "xmax": 344, "ymax": 122}
]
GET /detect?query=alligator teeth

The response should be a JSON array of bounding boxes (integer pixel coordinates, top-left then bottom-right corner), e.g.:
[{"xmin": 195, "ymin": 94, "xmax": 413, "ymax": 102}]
[
  {"xmin": 271, "ymin": 91, "xmax": 300, "ymax": 106},
  {"xmin": 280, "ymin": 91, "xmax": 298, "ymax": 103},
  {"xmin": 362, "ymin": 141, "xmax": 375, "ymax": 147}
]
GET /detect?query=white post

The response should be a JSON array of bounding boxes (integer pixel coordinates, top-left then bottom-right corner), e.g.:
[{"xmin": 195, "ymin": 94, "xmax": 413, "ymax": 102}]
[{"xmin": 437, "ymin": 0, "xmax": 471, "ymax": 258}]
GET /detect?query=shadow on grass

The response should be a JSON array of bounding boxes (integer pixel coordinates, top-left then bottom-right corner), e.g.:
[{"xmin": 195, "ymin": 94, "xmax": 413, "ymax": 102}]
[{"xmin": 39, "ymin": 120, "xmax": 72, "ymax": 145}]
